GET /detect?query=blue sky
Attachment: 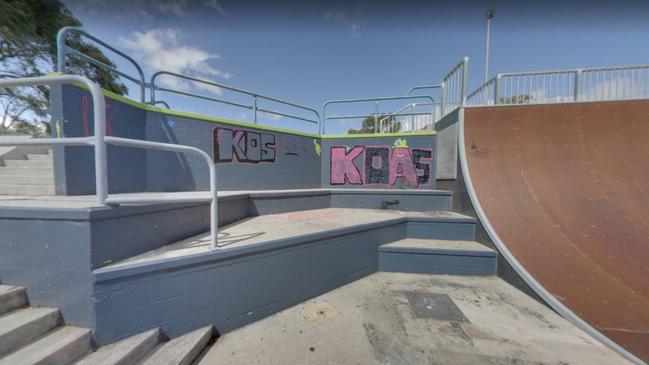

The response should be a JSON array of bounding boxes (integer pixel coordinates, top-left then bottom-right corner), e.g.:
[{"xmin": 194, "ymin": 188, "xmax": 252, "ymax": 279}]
[{"xmin": 63, "ymin": 0, "xmax": 649, "ymax": 134}]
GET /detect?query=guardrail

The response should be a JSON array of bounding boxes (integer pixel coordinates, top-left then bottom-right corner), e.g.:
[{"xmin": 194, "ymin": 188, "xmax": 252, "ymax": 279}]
[
  {"xmin": 56, "ymin": 27, "xmax": 147, "ymax": 103},
  {"xmin": 150, "ymin": 71, "xmax": 321, "ymax": 129},
  {"xmin": 467, "ymin": 64, "xmax": 649, "ymax": 106},
  {"xmin": 439, "ymin": 57, "xmax": 469, "ymax": 117},
  {"xmin": 0, "ymin": 75, "xmax": 219, "ymax": 250},
  {"xmin": 321, "ymin": 95, "xmax": 436, "ymax": 134},
  {"xmin": 379, "ymin": 102, "xmax": 436, "ymax": 132}
]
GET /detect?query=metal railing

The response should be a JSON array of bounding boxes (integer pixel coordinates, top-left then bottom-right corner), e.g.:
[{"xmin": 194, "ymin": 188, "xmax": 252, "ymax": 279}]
[
  {"xmin": 379, "ymin": 102, "xmax": 436, "ymax": 132},
  {"xmin": 439, "ymin": 57, "xmax": 469, "ymax": 117},
  {"xmin": 56, "ymin": 27, "xmax": 147, "ymax": 103},
  {"xmin": 0, "ymin": 75, "xmax": 219, "ymax": 250},
  {"xmin": 150, "ymin": 71, "xmax": 321, "ymax": 129},
  {"xmin": 322, "ymin": 95, "xmax": 435, "ymax": 134},
  {"xmin": 467, "ymin": 64, "xmax": 649, "ymax": 106}
]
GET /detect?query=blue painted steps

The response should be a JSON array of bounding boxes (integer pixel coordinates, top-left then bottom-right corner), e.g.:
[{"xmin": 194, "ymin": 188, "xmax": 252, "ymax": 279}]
[{"xmin": 378, "ymin": 239, "xmax": 497, "ymax": 276}]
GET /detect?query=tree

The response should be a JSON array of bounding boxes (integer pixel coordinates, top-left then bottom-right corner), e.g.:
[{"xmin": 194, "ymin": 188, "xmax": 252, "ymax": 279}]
[
  {"xmin": 348, "ymin": 114, "xmax": 402, "ymax": 134},
  {"xmin": 498, "ymin": 94, "xmax": 534, "ymax": 104},
  {"xmin": 0, "ymin": 0, "xmax": 127, "ymax": 135}
]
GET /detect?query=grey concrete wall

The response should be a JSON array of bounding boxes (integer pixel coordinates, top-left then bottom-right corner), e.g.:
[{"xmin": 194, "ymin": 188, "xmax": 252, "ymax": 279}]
[
  {"xmin": 92, "ymin": 221, "xmax": 406, "ymax": 345},
  {"xmin": 320, "ymin": 135, "xmax": 436, "ymax": 189},
  {"xmin": 57, "ymin": 86, "xmax": 147, "ymax": 195},
  {"xmin": 435, "ymin": 109, "xmax": 460, "ymax": 180},
  {"xmin": 145, "ymin": 113, "xmax": 320, "ymax": 191},
  {"xmin": 0, "ymin": 215, "xmax": 94, "ymax": 329},
  {"xmin": 53, "ymin": 86, "xmax": 442, "ymax": 193}
]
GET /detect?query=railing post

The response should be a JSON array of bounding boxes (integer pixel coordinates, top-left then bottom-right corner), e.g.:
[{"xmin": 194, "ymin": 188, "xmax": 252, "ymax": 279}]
[
  {"xmin": 440, "ymin": 81, "xmax": 446, "ymax": 116},
  {"xmin": 253, "ymin": 95, "xmax": 258, "ymax": 123},
  {"xmin": 461, "ymin": 57, "xmax": 469, "ymax": 106},
  {"xmin": 574, "ymin": 69, "xmax": 582, "ymax": 101},
  {"xmin": 494, "ymin": 74, "xmax": 502, "ymax": 105},
  {"xmin": 374, "ymin": 101, "xmax": 379, "ymax": 133},
  {"xmin": 56, "ymin": 28, "xmax": 67, "ymax": 73}
]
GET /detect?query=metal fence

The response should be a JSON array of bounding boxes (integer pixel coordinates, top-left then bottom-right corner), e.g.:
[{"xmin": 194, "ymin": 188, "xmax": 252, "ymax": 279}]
[
  {"xmin": 321, "ymin": 95, "xmax": 436, "ymax": 134},
  {"xmin": 56, "ymin": 28, "xmax": 320, "ymax": 132},
  {"xmin": 150, "ymin": 71, "xmax": 320, "ymax": 128},
  {"xmin": 467, "ymin": 64, "xmax": 649, "ymax": 106},
  {"xmin": 439, "ymin": 57, "xmax": 469, "ymax": 117},
  {"xmin": 0, "ymin": 75, "xmax": 219, "ymax": 250},
  {"xmin": 57, "ymin": 27, "xmax": 147, "ymax": 103}
]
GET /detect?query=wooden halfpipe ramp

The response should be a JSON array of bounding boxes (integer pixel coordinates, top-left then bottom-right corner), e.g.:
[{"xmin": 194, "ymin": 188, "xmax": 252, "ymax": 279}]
[{"xmin": 460, "ymin": 100, "xmax": 649, "ymax": 364}]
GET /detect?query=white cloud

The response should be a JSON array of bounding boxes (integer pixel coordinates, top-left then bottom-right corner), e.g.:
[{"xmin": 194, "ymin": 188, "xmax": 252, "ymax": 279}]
[
  {"xmin": 203, "ymin": 0, "xmax": 226, "ymax": 16},
  {"xmin": 119, "ymin": 28, "xmax": 232, "ymax": 96},
  {"xmin": 323, "ymin": 1, "xmax": 365, "ymax": 38},
  {"xmin": 153, "ymin": 0, "xmax": 189, "ymax": 17}
]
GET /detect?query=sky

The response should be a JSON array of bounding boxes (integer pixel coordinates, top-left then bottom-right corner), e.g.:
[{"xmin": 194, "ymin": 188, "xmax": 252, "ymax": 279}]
[{"xmin": 62, "ymin": 0, "xmax": 649, "ymax": 134}]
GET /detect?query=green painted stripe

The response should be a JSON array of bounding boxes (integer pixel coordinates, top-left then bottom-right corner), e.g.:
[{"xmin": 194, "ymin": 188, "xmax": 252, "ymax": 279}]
[
  {"xmin": 321, "ymin": 131, "xmax": 436, "ymax": 138},
  {"xmin": 55, "ymin": 75, "xmax": 436, "ymax": 139}
]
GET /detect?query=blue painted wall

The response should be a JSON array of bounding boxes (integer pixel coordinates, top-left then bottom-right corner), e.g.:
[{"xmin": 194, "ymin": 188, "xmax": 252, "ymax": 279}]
[{"xmin": 53, "ymin": 86, "xmax": 436, "ymax": 194}]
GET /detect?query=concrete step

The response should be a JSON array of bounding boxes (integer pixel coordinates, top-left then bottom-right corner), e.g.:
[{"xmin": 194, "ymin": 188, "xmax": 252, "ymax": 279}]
[
  {"xmin": 26, "ymin": 153, "xmax": 53, "ymax": 160},
  {"xmin": 0, "ymin": 286, "xmax": 27, "ymax": 315},
  {"xmin": 0, "ymin": 167, "xmax": 52, "ymax": 175},
  {"xmin": 75, "ymin": 328, "xmax": 160, "ymax": 365},
  {"xmin": 140, "ymin": 326, "xmax": 213, "ymax": 365},
  {"xmin": 2, "ymin": 159, "xmax": 52, "ymax": 168},
  {"xmin": 0, "ymin": 307, "xmax": 61, "ymax": 356},
  {"xmin": 379, "ymin": 239, "xmax": 497, "ymax": 276},
  {"xmin": 0, "ymin": 175, "xmax": 53, "ymax": 185},
  {"xmin": 407, "ymin": 212, "xmax": 476, "ymax": 241},
  {"xmin": 0, "ymin": 184, "xmax": 54, "ymax": 195},
  {"xmin": 0, "ymin": 326, "xmax": 91, "ymax": 365}
]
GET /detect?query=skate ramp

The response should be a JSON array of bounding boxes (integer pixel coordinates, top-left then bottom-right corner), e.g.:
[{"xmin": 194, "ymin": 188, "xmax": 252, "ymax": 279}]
[{"xmin": 460, "ymin": 100, "xmax": 649, "ymax": 363}]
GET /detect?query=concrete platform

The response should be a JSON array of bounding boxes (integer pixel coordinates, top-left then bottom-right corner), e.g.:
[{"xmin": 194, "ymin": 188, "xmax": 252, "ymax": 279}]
[
  {"xmin": 106, "ymin": 208, "xmax": 472, "ymax": 268},
  {"xmin": 379, "ymin": 239, "xmax": 497, "ymax": 276},
  {"xmin": 199, "ymin": 272, "xmax": 631, "ymax": 365}
]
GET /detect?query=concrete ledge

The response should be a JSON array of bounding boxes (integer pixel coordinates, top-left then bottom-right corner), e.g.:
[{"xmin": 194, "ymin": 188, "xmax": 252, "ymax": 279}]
[{"xmin": 379, "ymin": 239, "xmax": 497, "ymax": 276}]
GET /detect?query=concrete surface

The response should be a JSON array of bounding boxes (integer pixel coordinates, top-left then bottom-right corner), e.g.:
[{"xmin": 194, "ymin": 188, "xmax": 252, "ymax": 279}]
[
  {"xmin": 199, "ymin": 272, "xmax": 631, "ymax": 365},
  {"xmin": 107, "ymin": 208, "xmax": 470, "ymax": 268}
]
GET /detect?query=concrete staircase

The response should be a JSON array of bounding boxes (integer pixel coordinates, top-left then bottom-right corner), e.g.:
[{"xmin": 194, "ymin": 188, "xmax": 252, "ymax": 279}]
[
  {"xmin": 0, "ymin": 148, "xmax": 54, "ymax": 196},
  {"xmin": 0, "ymin": 285, "xmax": 90, "ymax": 365},
  {"xmin": 0, "ymin": 284, "xmax": 214, "ymax": 365}
]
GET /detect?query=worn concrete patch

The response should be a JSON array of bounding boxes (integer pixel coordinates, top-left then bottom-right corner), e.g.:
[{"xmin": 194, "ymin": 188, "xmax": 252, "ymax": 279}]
[
  {"xmin": 404, "ymin": 291, "xmax": 469, "ymax": 322},
  {"xmin": 301, "ymin": 300, "xmax": 337, "ymax": 326}
]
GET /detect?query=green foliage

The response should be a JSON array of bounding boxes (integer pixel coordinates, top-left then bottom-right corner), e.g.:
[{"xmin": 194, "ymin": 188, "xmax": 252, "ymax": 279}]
[
  {"xmin": 0, "ymin": 0, "xmax": 127, "ymax": 134},
  {"xmin": 348, "ymin": 114, "xmax": 402, "ymax": 134},
  {"xmin": 498, "ymin": 94, "xmax": 534, "ymax": 104}
]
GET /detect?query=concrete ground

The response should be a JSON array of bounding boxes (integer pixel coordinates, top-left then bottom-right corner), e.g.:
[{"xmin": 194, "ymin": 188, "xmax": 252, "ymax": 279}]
[
  {"xmin": 198, "ymin": 272, "xmax": 630, "ymax": 365},
  {"xmin": 107, "ymin": 208, "xmax": 465, "ymax": 268}
]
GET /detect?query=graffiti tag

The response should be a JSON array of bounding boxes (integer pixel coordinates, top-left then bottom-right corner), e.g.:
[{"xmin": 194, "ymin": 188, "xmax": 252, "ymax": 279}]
[
  {"xmin": 330, "ymin": 146, "xmax": 433, "ymax": 187},
  {"xmin": 213, "ymin": 127, "xmax": 276, "ymax": 163}
]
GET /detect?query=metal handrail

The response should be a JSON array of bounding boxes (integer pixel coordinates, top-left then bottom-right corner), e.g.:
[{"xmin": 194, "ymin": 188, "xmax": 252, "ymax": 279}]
[
  {"xmin": 321, "ymin": 95, "xmax": 435, "ymax": 134},
  {"xmin": 150, "ymin": 71, "xmax": 321, "ymax": 127},
  {"xmin": 0, "ymin": 75, "xmax": 219, "ymax": 250},
  {"xmin": 407, "ymin": 84, "xmax": 441, "ymax": 95},
  {"xmin": 56, "ymin": 27, "xmax": 147, "ymax": 103},
  {"xmin": 378, "ymin": 102, "xmax": 436, "ymax": 132}
]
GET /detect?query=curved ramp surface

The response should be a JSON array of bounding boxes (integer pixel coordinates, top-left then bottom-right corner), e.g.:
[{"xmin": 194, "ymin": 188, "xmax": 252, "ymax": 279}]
[{"xmin": 462, "ymin": 100, "xmax": 649, "ymax": 363}]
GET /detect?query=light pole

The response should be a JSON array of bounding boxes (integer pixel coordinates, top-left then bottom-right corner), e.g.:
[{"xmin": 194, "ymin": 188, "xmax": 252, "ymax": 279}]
[{"xmin": 484, "ymin": 9, "xmax": 495, "ymax": 83}]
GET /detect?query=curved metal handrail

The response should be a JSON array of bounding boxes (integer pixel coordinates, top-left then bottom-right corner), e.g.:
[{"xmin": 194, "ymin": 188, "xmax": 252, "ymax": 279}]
[
  {"xmin": 0, "ymin": 75, "xmax": 219, "ymax": 249},
  {"xmin": 56, "ymin": 27, "xmax": 147, "ymax": 102}
]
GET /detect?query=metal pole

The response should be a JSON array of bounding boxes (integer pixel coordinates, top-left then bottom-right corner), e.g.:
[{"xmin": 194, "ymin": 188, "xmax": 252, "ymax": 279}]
[
  {"xmin": 484, "ymin": 9, "xmax": 496, "ymax": 83},
  {"xmin": 374, "ymin": 101, "xmax": 379, "ymax": 134},
  {"xmin": 574, "ymin": 70, "xmax": 582, "ymax": 101}
]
